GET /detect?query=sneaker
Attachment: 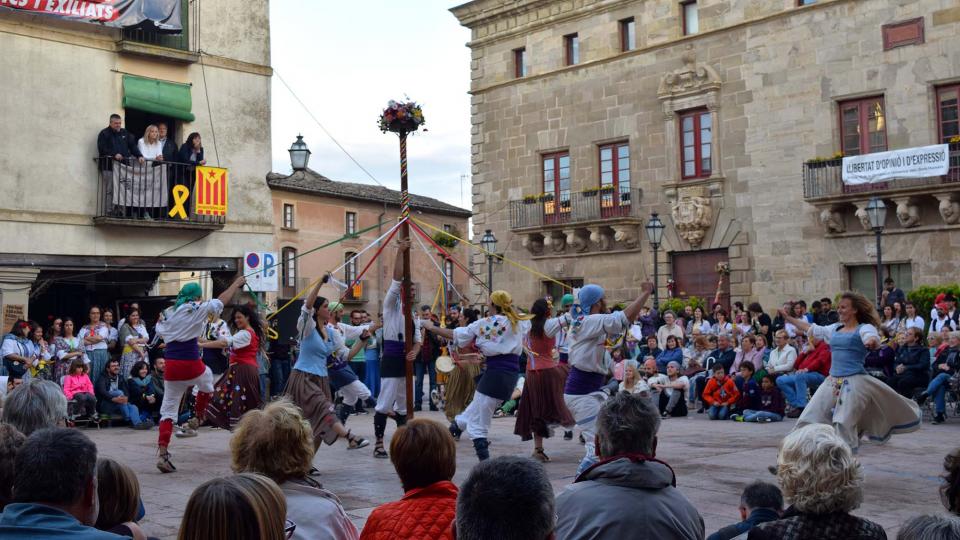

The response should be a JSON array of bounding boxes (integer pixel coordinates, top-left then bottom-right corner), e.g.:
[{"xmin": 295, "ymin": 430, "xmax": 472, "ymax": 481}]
[
  {"xmin": 786, "ymin": 408, "xmax": 803, "ymax": 419},
  {"xmin": 697, "ymin": 407, "xmax": 705, "ymax": 414},
  {"xmin": 915, "ymin": 392, "xmax": 929, "ymax": 407},
  {"xmin": 493, "ymin": 409, "xmax": 506, "ymax": 418},
  {"xmin": 413, "ymin": 404, "xmax": 423, "ymax": 412},
  {"xmin": 732, "ymin": 415, "xmax": 744, "ymax": 422},
  {"xmin": 175, "ymin": 426, "xmax": 198, "ymax": 438},
  {"xmin": 448, "ymin": 421, "xmax": 463, "ymax": 441},
  {"xmin": 578, "ymin": 433, "xmax": 585, "ymax": 445},
  {"xmin": 661, "ymin": 412, "xmax": 670, "ymax": 419},
  {"xmin": 156, "ymin": 450, "xmax": 176, "ymax": 473},
  {"xmin": 563, "ymin": 430, "xmax": 573, "ymax": 441},
  {"xmin": 429, "ymin": 403, "xmax": 439, "ymax": 412},
  {"xmin": 760, "ymin": 417, "xmax": 773, "ymax": 423},
  {"xmin": 133, "ymin": 420, "xmax": 153, "ymax": 430},
  {"xmin": 186, "ymin": 417, "xmax": 200, "ymax": 431},
  {"xmin": 430, "ymin": 388, "xmax": 441, "ymax": 406},
  {"xmin": 933, "ymin": 413, "xmax": 946, "ymax": 425}
]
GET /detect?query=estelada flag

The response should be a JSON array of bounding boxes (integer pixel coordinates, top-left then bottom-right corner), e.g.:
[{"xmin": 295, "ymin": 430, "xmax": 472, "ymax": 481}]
[{"xmin": 195, "ymin": 166, "xmax": 228, "ymax": 216}]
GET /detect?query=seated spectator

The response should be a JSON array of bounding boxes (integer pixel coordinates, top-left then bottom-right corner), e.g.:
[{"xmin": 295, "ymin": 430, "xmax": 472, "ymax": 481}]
[
  {"xmin": 94, "ymin": 459, "xmax": 149, "ymax": 540},
  {"xmin": 556, "ymin": 392, "xmax": 704, "ymax": 539},
  {"xmin": 230, "ymin": 399, "xmax": 357, "ymax": 540},
  {"xmin": 776, "ymin": 334, "xmax": 831, "ymax": 418},
  {"xmin": 683, "ymin": 333, "xmax": 709, "ymax": 371},
  {"xmin": 0, "ymin": 424, "xmax": 26, "ymax": 511},
  {"xmin": 865, "ymin": 327, "xmax": 896, "ymax": 381},
  {"xmin": 2, "ymin": 378, "xmax": 67, "ymax": 435},
  {"xmin": 63, "ymin": 359, "xmax": 98, "ymax": 422},
  {"xmin": 694, "ymin": 334, "xmax": 737, "ymax": 412},
  {"xmin": 0, "ymin": 428, "xmax": 126, "ymax": 539},
  {"xmin": 638, "ymin": 335, "xmax": 661, "ymax": 362},
  {"xmin": 94, "ymin": 359, "xmax": 153, "ymax": 429},
  {"xmin": 2, "ymin": 320, "xmax": 33, "ymax": 382},
  {"xmin": 651, "ymin": 361, "xmax": 688, "ymax": 418},
  {"xmin": 607, "ymin": 345, "xmax": 627, "ymax": 381},
  {"xmin": 711, "ymin": 309, "xmax": 733, "ymax": 337},
  {"xmin": 903, "ymin": 302, "xmax": 925, "ymax": 332},
  {"xmin": 456, "ymin": 456, "xmax": 555, "ymax": 540},
  {"xmin": 734, "ymin": 362, "xmax": 759, "ymax": 410},
  {"xmin": 657, "ymin": 311, "xmax": 685, "ymax": 350},
  {"xmin": 151, "ymin": 357, "xmax": 166, "ymax": 401},
  {"xmin": 127, "ymin": 361, "xmax": 160, "ymax": 420},
  {"xmin": 766, "ymin": 330, "xmax": 797, "ymax": 376},
  {"xmin": 361, "ymin": 419, "xmax": 457, "ymax": 539},
  {"xmin": 656, "ymin": 335, "xmax": 683, "ymax": 374},
  {"xmin": 897, "ymin": 514, "xmax": 960, "ymax": 540},
  {"xmin": 730, "ymin": 335, "xmax": 763, "ymax": 378},
  {"xmin": 888, "ymin": 327, "xmax": 930, "ymax": 398},
  {"xmin": 916, "ymin": 332, "xmax": 960, "ymax": 424},
  {"xmin": 686, "ymin": 307, "xmax": 712, "ymax": 337},
  {"xmin": 704, "ymin": 364, "xmax": 739, "ymax": 420},
  {"xmin": 755, "ymin": 335, "xmax": 771, "ymax": 369},
  {"xmin": 643, "ymin": 357, "xmax": 670, "ymax": 404},
  {"xmin": 179, "ymin": 473, "xmax": 288, "ymax": 540},
  {"xmin": 619, "ymin": 359, "xmax": 648, "ymax": 395},
  {"xmin": 929, "ymin": 304, "xmax": 956, "ymax": 339},
  {"xmin": 942, "ymin": 447, "xmax": 959, "ymax": 516},
  {"xmin": 733, "ymin": 374, "xmax": 785, "ymax": 423},
  {"xmin": 707, "ymin": 481, "xmax": 783, "ymax": 540},
  {"xmin": 748, "ymin": 424, "xmax": 886, "ymax": 540}
]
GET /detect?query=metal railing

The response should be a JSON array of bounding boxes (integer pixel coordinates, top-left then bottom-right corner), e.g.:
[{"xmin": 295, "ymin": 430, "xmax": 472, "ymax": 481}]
[
  {"xmin": 120, "ymin": 0, "xmax": 191, "ymax": 51},
  {"xmin": 94, "ymin": 156, "xmax": 225, "ymax": 226},
  {"xmin": 509, "ymin": 188, "xmax": 642, "ymax": 229},
  {"xmin": 803, "ymin": 145, "xmax": 960, "ymax": 199}
]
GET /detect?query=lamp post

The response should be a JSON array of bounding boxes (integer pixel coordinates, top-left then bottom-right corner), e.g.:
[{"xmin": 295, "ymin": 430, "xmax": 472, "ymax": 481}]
[
  {"xmin": 865, "ymin": 197, "xmax": 887, "ymax": 309},
  {"xmin": 645, "ymin": 213, "xmax": 665, "ymax": 310},
  {"xmin": 480, "ymin": 229, "xmax": 498, "ymax": 293},
  {"xmin": 288, "ymin": 134, "xmax": 311, "ymax": 171}
]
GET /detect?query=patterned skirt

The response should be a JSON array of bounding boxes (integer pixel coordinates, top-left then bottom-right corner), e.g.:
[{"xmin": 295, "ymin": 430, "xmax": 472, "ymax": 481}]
[
  {"xmin": 514, "ymin": 365, "xmax": 575, "ymax": 441},
  {"xmin": 284, "ymin": 369, "xmax": 339, "ymax": 451},
  {"xmin": 205, "ymin": 363, "xmax": 262, "ymax": 430},
  {"xmin": 444, "ymin": 362, "xmax": 482, "ymax": 422}
]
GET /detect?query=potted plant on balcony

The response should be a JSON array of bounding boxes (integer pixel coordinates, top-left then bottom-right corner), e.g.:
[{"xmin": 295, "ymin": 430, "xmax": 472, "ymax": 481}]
[
  {"xmin": 538, "ymin": 192, "xmax": 554, "ymax": 202},
  {"xmin": 805, "ymin": 151, "xmax": 843, "ymax": 169},
  {"xmin": 950, "ymin": 135, "xmax": 960, "ymax": 150},
  {"xmin": 432, "ymin": 227, "xmax": 460, "ymax": 249},
  {"xmin": 599, "ymin": 185, "xmax": 615, "ymax": 193},
  {"xmin": 582, "ymin": 187, "xmax": 599, "ymax": 197},
  {"xmin": 522, "ymin": 194, "xmax": 538, "ymax": 205}
]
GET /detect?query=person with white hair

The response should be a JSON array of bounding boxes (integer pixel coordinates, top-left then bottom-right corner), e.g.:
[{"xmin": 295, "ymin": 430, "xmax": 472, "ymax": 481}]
[
  {"xmin": 897, "ymin": 514, "xmax": 960, "ymax": 540},
  {"xmin": 1, "ymin": 379, "xmax": 67, "ymax": 436},
  {"xmin": 556, "ymin": 281, "xmax": 653, "ymax": 474},
  {"xmin": 748, "ymin": 423, "xmax": 885, "ymax": 539}
]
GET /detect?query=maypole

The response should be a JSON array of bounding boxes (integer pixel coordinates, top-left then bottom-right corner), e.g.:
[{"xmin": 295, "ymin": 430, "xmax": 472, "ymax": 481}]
[{"xmin": 380, "ymin": 99, "xmax": 425, "ymax": 419}]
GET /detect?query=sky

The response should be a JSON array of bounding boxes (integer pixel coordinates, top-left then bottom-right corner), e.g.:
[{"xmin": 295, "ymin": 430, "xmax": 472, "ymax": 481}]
[{"xmin": 269, "ymin": 1, "xmax": 473, "ymax": 213}]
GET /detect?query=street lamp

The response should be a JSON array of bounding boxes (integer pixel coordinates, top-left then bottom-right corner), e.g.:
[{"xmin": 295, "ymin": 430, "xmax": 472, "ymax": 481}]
[
  {"xmin": 480, "ymin": 229, "xmax": 498, "ymax": 293},
  {"xmin": 288, "ymin": 134, "xmax": 311, "ymax": 171},
  {"xmin": 645, "ymin": 213, "xmax": 665, "ymax": 310},
  {"xmin": 865, "ymin": 197, "xmax": 887, "ymax": 309}
]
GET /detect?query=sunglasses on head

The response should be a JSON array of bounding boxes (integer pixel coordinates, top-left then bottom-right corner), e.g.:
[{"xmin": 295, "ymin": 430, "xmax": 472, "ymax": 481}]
[{"xmin": 285, "ymin": 519, "xmax": 296, "ymax": 539}]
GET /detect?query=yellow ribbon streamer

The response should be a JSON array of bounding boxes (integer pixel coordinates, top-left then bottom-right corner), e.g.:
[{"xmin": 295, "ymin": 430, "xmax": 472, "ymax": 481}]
[
  {"xmin": 168, "ymin": 185, "xmax": 190, "ymax": 220},
  {"xmin": 411, "ymin": 216, "xmax": 573, "ymax": 291}
]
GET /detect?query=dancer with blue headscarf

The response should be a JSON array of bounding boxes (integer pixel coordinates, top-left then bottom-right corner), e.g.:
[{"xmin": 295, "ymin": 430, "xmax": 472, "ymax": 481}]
[
  {"xmin": 556, "ymin": 281, "xmax": 653, "ymax": 474},
  {"xmin": 153, "ymin": 275, "xmax": 246, "ymax": 473}
]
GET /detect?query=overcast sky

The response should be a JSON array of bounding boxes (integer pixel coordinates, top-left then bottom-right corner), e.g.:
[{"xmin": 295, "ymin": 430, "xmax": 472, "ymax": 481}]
[{"xmin": 269, "ymin": 1, "xmax": 473, "ymax": 212}]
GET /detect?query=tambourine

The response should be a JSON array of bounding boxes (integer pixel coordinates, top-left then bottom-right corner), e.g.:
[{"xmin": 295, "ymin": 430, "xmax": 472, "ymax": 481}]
[{"xmin": 436, "ymin": 355, "xmax": 455, "ymax": 373}]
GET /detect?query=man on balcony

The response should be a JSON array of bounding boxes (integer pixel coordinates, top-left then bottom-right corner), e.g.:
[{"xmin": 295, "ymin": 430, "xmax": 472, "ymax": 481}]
[{"xmin": 96, "ymin": 114, "xmax": 143, "ymax": 216}]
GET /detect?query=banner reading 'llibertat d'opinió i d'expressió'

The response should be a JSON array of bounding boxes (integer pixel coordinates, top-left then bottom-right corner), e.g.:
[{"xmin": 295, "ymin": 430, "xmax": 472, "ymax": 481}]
[
  {"xmin": 0, "ymin": 0, "xmax": 181, "ymax": 31},
  {"xmin": 842, "ymin": 144, "xmax": 950, "ymax": 185}
]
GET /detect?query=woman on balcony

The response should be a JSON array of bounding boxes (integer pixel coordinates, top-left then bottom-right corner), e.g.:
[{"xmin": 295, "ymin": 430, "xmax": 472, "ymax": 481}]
[{"xmin": 134, "ymin": 124, "xmax": 168, "ymax": 218}]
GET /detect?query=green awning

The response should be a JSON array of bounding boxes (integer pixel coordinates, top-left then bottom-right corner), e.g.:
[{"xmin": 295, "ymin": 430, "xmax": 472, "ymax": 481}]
[{"xmin": 122, "ymin": 74, "xmax": 195, "ymax": 122}]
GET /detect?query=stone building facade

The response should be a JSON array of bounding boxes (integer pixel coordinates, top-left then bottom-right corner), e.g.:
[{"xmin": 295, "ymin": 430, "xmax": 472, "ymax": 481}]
[{"xmin": 452, "ymin": 0, "xmax": 960, "ymax": 310}]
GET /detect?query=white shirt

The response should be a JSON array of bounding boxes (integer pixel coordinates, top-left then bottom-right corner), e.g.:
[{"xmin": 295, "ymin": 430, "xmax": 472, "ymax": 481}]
[
  {"xmin": 620, "ymin": 378, "xmax": 650, "ymax": 395},
  {"xmin": 929, "ymin": 316, "xmax": 956, "ymax": 335},
  {"xmin": 138, "ymin": 138, "xmax": 164, "ymax": 160},
  {"xmin": 904, "ymin": 316, "xmax": 925, "ymax": 331},
  {"xmin": 767, "ymin": 345, "xmax": 798, "ymax": 374},
  {"xmin": 1, "ymin": 337, "xmax": 28, "ymax": 360},
  {"xmin": 226, "ymin": 329, "xmax": 253, "ymax": 349},
  {"xmin": 453, "ymin": 315, "xmax": 529, "ymax": 357},
  {"xmin": 78, "ymin": 324, "xmax": 110, "ymax": 351},
  {"xmin": 382, "ymin": 280, "xmax": 422, "ymax": 344},
  {"xmin": 657, "ymin": 323, "xmax": 684, "ymax": 349},
  {"xmin": 663, "ymin": 375, "xmax": 690, "ymax": 397},
  {"xmin": 552, "ymin": 311, "xmax": 629, "ymax": 374},
  {"xmin": 123, "ymin": 323, "xmax": 150, "ymax": 344},
  {"xmin": 156, "ymin": 299, "xmax": 224, "ymax": 343}
]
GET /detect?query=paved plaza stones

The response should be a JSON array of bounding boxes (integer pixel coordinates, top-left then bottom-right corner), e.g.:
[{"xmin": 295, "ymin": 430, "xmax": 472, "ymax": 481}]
[{"xmin": 90, "ymin": 410, "xmax": 957, "ymax": 539}]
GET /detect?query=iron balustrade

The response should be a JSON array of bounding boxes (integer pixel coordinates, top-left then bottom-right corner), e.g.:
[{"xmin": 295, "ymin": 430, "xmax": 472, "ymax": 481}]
[
  {"xmin": 509, "ymin": 188, "xmax": 642, "ymax": 229},
  {"xmin": 93, "ymin": 156, "xmax": 225, "ymax": 227},
  {"xmin": 802, "ymin": 145, "xmax": 960, "ymax": 200}
]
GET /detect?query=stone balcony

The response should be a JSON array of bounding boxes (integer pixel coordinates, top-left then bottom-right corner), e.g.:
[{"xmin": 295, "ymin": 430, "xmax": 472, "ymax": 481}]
[
  {"xmin": 804, "ymin": 144, "xmax": 960, "ymax": 236},
  {"xmin": 508, "ymin": 188, "xmax": 643, "ymax": 256}
]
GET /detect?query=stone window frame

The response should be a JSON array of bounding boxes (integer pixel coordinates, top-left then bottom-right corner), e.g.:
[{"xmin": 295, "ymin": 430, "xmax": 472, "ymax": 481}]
[
  {"xmin": 936, "ymin": 83, "xmax": 960, "ymax": 144},
  {"xmin": 681, "ymin": 1, "xmax": 699, "ymax": 36},
  {"xmin": 564, "ymin": 33, "xmax": 580, "ymax": 66},
  {"xmin": 345, "ymin": 211, "xmax": 357, "ymax": 235},
  {"xmin": 838, "ymin": 95, "xmax": 888, "ymax": 156},
  {"xmin": 619, "ymin": 17, "xmax": 636, "ymax": 52},
  {"xmin": 678, "ymin": 109, "xmax": 713, "ymax": 180},
  {"xmin": 662, "ymin": 92, "xmax": 722, "ymax": 185},
  {"xmin": 281, "ymin": 246, "xmax": 297, "ymax": 289},
  {"xmin": 281, "ymin": 202, "xmax": 295, "ymax": 230},
  {"xmin": 513, "ymin": 47, "xmax": 528, "ymax": 78}
]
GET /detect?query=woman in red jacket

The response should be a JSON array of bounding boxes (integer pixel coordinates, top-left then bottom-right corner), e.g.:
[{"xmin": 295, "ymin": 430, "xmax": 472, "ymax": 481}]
[
  {"xmin": 204, "ymin": 305, "xmax": 266, "ymax": 430},
  {"xmin": 703, "ymin": 363, "xmax": 740, "ymax": 420},
  {"xmin": 361, "ymin": 419, "xmax": 458, "ymax": 540}
]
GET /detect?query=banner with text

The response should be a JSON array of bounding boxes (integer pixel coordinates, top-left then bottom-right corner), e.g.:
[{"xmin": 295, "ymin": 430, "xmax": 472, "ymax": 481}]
[
  {"xmin": 842, "ymin": 144, "xmax": 950, "ymax": 185},
  {"xmin": 0, "ymin": 0, "xmax": 182, "ymax": 31}
]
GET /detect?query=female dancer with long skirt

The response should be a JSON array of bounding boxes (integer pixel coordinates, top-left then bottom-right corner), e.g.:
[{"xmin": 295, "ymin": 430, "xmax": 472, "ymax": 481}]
[
  {"xmin": 203, "ymin": 305, "xmax": 266, "ymax": 430},
  {"xmin": 779, "ymin": 291, "xmax": 921, "ymax": 452},
  {"xmin": 154, "ymin": 275, "xmax": 246, "ymax": 473},
  {"xmin": 443, "ymin": 308, "xmax": 482, "ymax": 423},
  {"xmin": 424, "ymin": 291, "xmax": 532, "ymax": 461},
  {"xmin": 515, "ymin": 298, "xmax": 575, "ymax": 462},
  {"xmin": 284, "ymin": 275, "xmax": 370, "ymax": 454}
]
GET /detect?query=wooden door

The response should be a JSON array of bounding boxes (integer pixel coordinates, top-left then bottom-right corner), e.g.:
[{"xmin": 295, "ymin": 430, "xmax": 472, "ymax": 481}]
[{"xmin": 671, "ymin": 249, "xmax": 731, "ymax": 310}]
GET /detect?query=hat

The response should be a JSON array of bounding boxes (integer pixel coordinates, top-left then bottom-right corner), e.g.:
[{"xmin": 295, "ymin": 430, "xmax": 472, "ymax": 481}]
[
  {"xmin": 560, "ymin": 293, "xmax": 575, "ymax": 307},
  {"xmin": 576, "ymin": 285, "xmax": 605, "ymax": 315},
  {"xmin": 175, "ymin": 282, "xmax": 202, "ymax": 309},
  {"xmin": 328, "ymin": 301, "xmax": 344, "ymax": 312}
]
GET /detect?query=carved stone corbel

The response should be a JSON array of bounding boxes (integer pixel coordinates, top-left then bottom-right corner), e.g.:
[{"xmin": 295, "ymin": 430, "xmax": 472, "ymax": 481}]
[
  {"xmin": 892, "ymin": 197, "xmax": 920, "ymax": 228},
  {"xmin": 543, "ymin": 231, "xmax": 566, "ymax": 253},
  {"xmin": 522, "ymin": 233, "xmax": 544, "ymax": 255},
  {"xmin": 853, "ymin": 201, "xmax": 872, "ymax": 231},
  {"xmin": 588, "ymin": 227, "xmax": 613, "ymax": 251},
  {"xmin": 612, "ymin": 224, "xmax": 639, "ymax": 248},
  {"xmin": 818, "ymin": 207, "xmax": 845, "ymax": 234},
  {"xmin": 565, "ymin": 229, "xmax": 589, "ymax": 253},
  {"xmin": 935, "ymin": 193, "xmax": 960, "ymax": 225}
]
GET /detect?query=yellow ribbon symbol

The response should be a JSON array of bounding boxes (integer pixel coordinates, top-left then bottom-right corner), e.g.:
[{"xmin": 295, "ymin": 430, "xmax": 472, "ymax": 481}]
[{"xmin": 168, "ymin": 185, "xmax": 190, "ymax": 219}]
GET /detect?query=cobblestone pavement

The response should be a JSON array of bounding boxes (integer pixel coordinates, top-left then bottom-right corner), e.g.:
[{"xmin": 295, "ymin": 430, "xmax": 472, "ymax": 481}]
[{"xmin": 88, "ymin": 408, "xmax": 958, "ymax": 539}]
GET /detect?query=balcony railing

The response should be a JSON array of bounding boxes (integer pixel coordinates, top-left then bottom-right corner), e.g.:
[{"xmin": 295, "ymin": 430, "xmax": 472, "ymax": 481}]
[
  {"xmin": 343, "ymin": 280, "xmax": 368, "ymax": 303},
  {"xmin": 509, "ymin": 188, "xmax": 642, "ymax": 230},
  {"xmin": 121, "ymin": 25, "xmax": 189, "ymax": 51},
  {"xmin": 803, "ymin": 145, "xmax": 960, "ymax": 200},
  {"xmin": 93, "ymin": 156, "xmax": 225, "ymax": 228}
]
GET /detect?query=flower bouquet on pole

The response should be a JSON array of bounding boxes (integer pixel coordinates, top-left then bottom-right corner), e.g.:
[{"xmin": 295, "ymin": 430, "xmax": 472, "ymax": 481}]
[{"xmin": 378, "ymin": 100, "xmax": 426, "ymax": 135}]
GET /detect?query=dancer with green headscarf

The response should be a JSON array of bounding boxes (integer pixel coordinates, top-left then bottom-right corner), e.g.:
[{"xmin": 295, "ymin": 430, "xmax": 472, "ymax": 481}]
[{"xmin": 153, "ymin": 275, "xmax": 246, "ymax": 473}]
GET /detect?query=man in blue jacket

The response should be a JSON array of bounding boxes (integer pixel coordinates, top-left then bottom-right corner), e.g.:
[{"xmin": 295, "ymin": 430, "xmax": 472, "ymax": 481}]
[
  {"xmin": 707, "ymin": 481, "xmax": 783, "ymax": 540},
  {"xmin": 0, "ymin": 428, "xmax": 127, "ymax": 539}
]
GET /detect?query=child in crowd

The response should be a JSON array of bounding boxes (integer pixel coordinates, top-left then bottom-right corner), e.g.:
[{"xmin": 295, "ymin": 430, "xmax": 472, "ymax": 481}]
[
  {"xmin": 734, "ymin": 363, "xmax": 759, "ymax": 412},
  {"xmin": 62, "ymin": 358, "xmax": 98, "ymax": 422},
  {"xmin": 703, "ymin": 363, "xmax": 740, "ymax": 420},
  {"xmin": 733, "ymin": 375, "xmax": 785, "ymax": 422},
  {"xmin": 609, "ymin": 346, "xmax": 627, "ymax": 382}
]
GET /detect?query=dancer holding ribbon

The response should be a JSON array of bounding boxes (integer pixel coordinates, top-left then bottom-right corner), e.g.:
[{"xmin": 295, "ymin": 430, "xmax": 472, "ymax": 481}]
[
  {"xmin": 326, "ymin": 301, "xmax": 377, "ymax": 425},
  {"xmin": 423, "ymin": 290, "xmax": 532, "ymax": 461},
  {"xmin": 372, "ymin": 238, "xmax": 422, "ymax": 459},
  {"xmin": 201, "ymin": 304, "xmax": 266, "ymax": 430},
  {"xmin": 560, "ymin": 281, "xmax": 653, "ymax": 474},
  {"xmin": 154, "ymin": 275, "xmax": 246, "ymax": 473}
]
